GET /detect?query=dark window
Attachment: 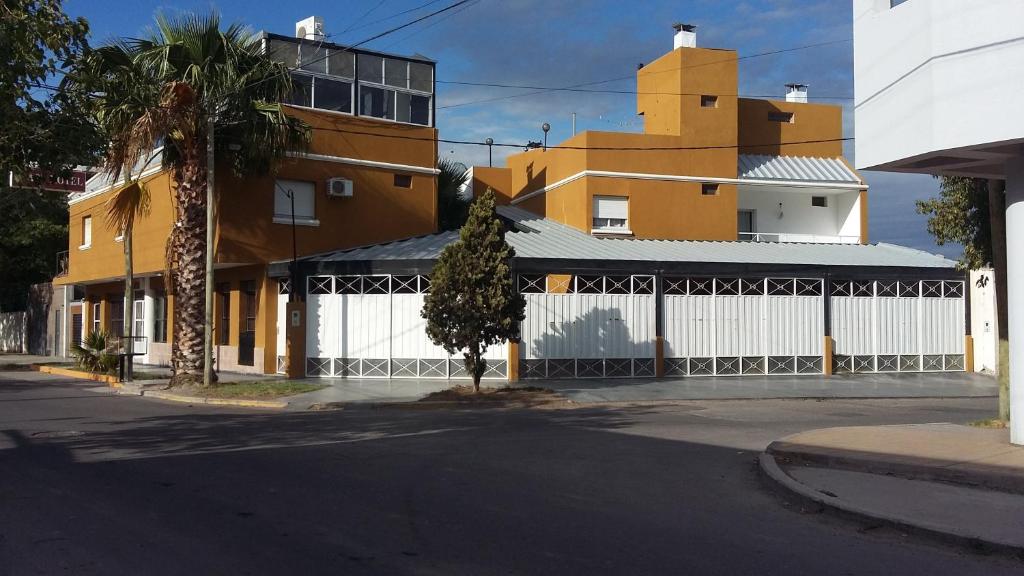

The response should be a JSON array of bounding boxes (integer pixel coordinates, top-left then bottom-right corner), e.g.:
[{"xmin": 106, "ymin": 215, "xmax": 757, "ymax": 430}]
[
  {"xmin": 812, "ymin": 196, "xmax": 828, "ymax": 207},
  {"xmin": 243, "ymin": 282, "xmax": 257, "ymax": 333},
  {"xmin": 153, "ymin": 291, "xmax": 167, "ymax": 343},
  {"xmin": 768, "ymin": 111, "xmax": 795, "ymax": 123},
  {"xmin": 109, "ymin": 294, "xmax": 124, "ymax": 338},
  {"xmin": 217, "ymin": 282, "xmax": 230, "ymax": 345},
  {"xmin": 359, "ymin": 85, "xmax": 394, "ymax": 120},
  {"xmin": 314, "ymin": 76, "xmax": 352, "ymax": 113},
  {"xmin": 239, "ymin": 281, "xmax": 257, "ymax": 367},
  {"xmin": 357, "ymin": 54, "xmax": 383, "ymax": 83},
  {"xmin": 384, "ymin": 58, "xmax": 408, "ymax": 88},
  {"xmin": 287, "ymin": 72, "xmax": 313, "ymax": 107},
  {"xmin": 394, "ymin": 174, "xmax": 412, "ymax": 188},
  {"xmin": 700, "ymin": 95, "xmax": 718, "ymax": 108},
  {"xmin": 702, "ymin": 183, "xmax": 719, "ymax": 196},
  {"xmin": 409, "ymin": 62, "xmax": 432, "ymax": 92}
]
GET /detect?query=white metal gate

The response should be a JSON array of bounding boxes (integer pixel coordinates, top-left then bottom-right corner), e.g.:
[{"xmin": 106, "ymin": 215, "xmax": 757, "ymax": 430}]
[
  {"xmin": 518, "ymin": 274, "xmax": 657, "ymax": 379},
  {"xmin": 831, "ymin": 279, "xmax": 965, "ymax": 372},
  {"xmin": 663, "ymin": 277, "xmax": 825, "ymax": 376},
  {"xmin": 305, "ymin": 274, "xmax": 508, "ymax": 379}
]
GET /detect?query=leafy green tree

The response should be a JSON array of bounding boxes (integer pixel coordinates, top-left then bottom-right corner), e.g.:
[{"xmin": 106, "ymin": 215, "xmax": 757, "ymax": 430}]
[
  {"xmin": 437, "ymin": 158, "xmax": 470, "ymax": 231},
  {"xmin": 423, "ymin": 189, "xmax": 525, "ymax": 392},
  {"xmin": 917, "ymin": 176, "xmax": 1009, "ymax": 421},
  {"xmin": 68, "ymin": 12, "xmax": 310, "ymax": 386},
  {"xmin": 0, "ymin": 0, "xmax": 102, "ymax": 312}
]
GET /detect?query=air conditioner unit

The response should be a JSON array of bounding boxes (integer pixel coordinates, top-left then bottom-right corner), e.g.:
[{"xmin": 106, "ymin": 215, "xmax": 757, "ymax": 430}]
[{"xmin": 326, "ymin": 177, "xmax": 353, "ymax": 197}]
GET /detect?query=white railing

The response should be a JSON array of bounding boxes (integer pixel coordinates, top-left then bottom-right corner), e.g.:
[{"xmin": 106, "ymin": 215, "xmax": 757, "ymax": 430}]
[{"xmin": 738, "ymin": 232, "xmax": 860, "ymax": 244}]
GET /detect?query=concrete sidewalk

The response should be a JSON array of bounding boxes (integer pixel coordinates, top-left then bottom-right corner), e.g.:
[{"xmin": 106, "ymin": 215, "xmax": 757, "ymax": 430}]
[{"xmin": 762, "ymin": 423, "xmax": 1024, "ymax": 552}]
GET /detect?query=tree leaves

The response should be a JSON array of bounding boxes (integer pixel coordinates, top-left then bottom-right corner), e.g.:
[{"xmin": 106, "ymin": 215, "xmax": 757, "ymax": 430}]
[{"xmin": 915, "ymin": 176, "xmax": 993, "ymax": 271}]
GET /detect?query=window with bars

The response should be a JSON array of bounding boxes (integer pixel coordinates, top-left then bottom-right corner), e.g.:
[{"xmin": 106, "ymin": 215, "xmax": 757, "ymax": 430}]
[
  {"xmin": 217, "ymin": 283, "xmax": 230, "ymax": 345},
  {"xmin": 153, "ymin": 291, "xmax": 167, "ymax": 343}
]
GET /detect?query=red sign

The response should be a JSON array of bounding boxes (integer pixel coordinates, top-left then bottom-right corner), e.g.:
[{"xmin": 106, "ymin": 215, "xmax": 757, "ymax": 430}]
[{"xmin": 8, "ymin": 169, "xmax": 91, "ymax": 193}]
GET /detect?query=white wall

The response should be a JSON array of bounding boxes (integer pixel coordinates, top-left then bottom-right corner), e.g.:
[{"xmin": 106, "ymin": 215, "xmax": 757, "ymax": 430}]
[
  {"xmin": 737, "ymin": 186, "xmax": 860, "ymax": 241},
  {"xmin": 854, "ymin": 0, "xmax": 1024, "ymax": 172},
  {"xmin": 970, "ymin": 268, "xmax": 998, "ymax": 372}
]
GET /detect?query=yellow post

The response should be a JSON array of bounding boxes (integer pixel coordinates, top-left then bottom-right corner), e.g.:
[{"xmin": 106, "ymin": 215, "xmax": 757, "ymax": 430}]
[
  {"xmin": 823, "ymin": 336, "xmax": 834, "ymax": 376},
  {"xmin": 285, "ymin": 301, "xmax": 305, "ymax": 379},
  {"xmin": 507, "ymin": 340, "xmax": 520, "ymax": 383},
  {"xmin": 965, "ymin": 335, "xmax": 975, "ymax": 372}
]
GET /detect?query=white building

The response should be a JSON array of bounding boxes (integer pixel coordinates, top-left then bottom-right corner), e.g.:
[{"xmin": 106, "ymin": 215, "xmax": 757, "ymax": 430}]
[{"xmin": 853, "ymin": 0, "xmax": 1024, "ymax": 443}]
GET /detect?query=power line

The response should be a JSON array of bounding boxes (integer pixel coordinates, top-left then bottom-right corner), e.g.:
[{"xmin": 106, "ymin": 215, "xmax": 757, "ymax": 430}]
[
  {"xmin": 380, "ymin": 0, "xmax": 482, "ymax": 50},
  {"xmin": 301, "ymin": 122, "xmax": 853, "ymax": 151},
  {"xmin": 435, "ymin": 79, "xmax": 853, "ymax": 100},
  {"xmin": 336, "ymin": 0, "xmax": 447, "ymax": 37},
  {"xmin": 339, "ymin": 0, "xmax": 390, "ymax": 36},
  {"xmin": 436, "ymin": 38, "xmax": 853, "ymax": 111}
]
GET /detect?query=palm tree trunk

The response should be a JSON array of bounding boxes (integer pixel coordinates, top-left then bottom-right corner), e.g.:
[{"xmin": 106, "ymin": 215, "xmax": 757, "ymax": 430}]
[{"xmin": 169, "ymin": 139, "xmax": 209, "ymax": 387}]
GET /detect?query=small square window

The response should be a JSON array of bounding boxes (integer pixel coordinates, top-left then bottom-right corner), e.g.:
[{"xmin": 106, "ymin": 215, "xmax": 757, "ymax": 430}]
[
  {"xmin": 812, "ymin": 196, "xmax": 828, "ymax": 207},
  {"xmin": 394, "ymin": 174, "xmax": 413, "ymax": 188},
  {"xmin": 768, "ymin": 111, "xmax": 795, "ymax": 123},
  {"xmin": 700, "ymin": 95, "xmax": 718, "ymax": 108},
  {"xmin": 702, "ymin": 183, "xmax": 719, "ymax": 196},
  {"xmin": 274, "ymin": 179, "xmax": 316, "ymax": 221}
]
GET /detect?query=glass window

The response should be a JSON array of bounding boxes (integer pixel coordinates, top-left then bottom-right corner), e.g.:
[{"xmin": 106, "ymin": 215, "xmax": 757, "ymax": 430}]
[
  {"xmin": 109, "ymin": 294, "xmax": 124, "ymax": 338},
  {"xmin": 701, "ymin": 95, "xmax": 718, "ymax": 108},
  {"xmin": 217, "ymin": 283, "xmax": 230, "ymax": 345},
  {"xmin": 92, "ymin": 302, "xmax": 101, "ymax": 334},
  {"xmin": 328, "ymin": 50, "xmax": 355, "ymax": 78},
  {"xmin": 357, "ymin": 54, "xmax": 383, "ymax": 83},
  {"xmin": 287, "ymin": 72, "xmax": 313, "ymax": 107},
  {"xmin": 410, "ymin": 94, "xmax": 430, "ymax": 125},
  {"xmin": 153, "ymin": 292, "xmax": 167, "ymax": 343},
  {"xmin": 768, "ymin": 111, "xmax": 794, "ymax": 123},
  {"xmin": 702, "ymin": 183, "xmax": 719, "ymax": 196},
  {"xmin": 274, "ymin": 179, "xmax": 316, "ymax": 220},
  {"xmin": 360, "ymin": 85, "xmax": 395, "ymax": 120},
  {"xmin": 384, "ymin": 58, "xmax": 408, "ymax": 88},
  {"xmin": 81, "ymin": 215, "xmax": 92, "ymax": 246},
  {"xmin": 394, "ymin": 174, "xmax": 412, "ymax": 188},
  {"xmin": 409, "ymin": 62, "xmax": 432, "ymax": 92},
  {"xmin": 314, "ymin": 76, "xmax": 352, "ymax": 113},
  {"xmin": 592, "ymin": 196, "xmax": 628, "ymax": 231},
  {"xmin": 298, "ymin": 43, "xmax": 327, "ymax": 74},
  {"xmin": 812, "ymin": 196, "xmax": 828, "ymax": 207},
  {"xmin": 266, "ymin": 39, "xmax": 299, "ymax": 68}
]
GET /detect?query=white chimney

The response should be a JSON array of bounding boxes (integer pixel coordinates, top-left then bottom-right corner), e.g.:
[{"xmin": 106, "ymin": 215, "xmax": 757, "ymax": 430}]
[
  {"xmin": 673, "ymin": 23, "xmax": 697, "ymax": 49},
  {"xmin": 296, "ymin": 16, "xmax": 325, "ymax": 41},
  {"xmin": 785, "ymin": 83, "xmax": 808, "ymax": 103}
]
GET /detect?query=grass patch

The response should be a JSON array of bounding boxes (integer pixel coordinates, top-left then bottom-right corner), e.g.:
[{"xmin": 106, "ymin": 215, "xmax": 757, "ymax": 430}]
[
  {"xmin": 969, "ymin": 418, "xmax": 1008, "ymax": 429},
  {"xmin": 131, "ymin": 371, "xmax": 169, "ymax": 381},
  {"xmin": 198, "ymin": 380, "xmax": 327, "ymax": 400}
]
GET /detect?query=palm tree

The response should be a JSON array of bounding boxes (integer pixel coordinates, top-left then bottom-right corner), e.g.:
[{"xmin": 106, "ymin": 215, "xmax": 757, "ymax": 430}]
[
  {"xmin": 68, "ymin": 12, "xmax": 309, "ymax": 386},
  {"xmin": 437, "ymin": 158, "xmax": 470, "ymax": 231}
]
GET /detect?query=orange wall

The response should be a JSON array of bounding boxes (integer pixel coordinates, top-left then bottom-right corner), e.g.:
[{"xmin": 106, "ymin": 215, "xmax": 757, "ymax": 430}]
[
  {"xmin": 63, "ymin": 108, "xmax": 438, "ymax": 285},
  {"xmin": 471, "ymin": 167, "xmax": 513, "ymax": 204},
  {"xmin": 737, "ymin": 98, "xmax": 844, "ymax": 157}
]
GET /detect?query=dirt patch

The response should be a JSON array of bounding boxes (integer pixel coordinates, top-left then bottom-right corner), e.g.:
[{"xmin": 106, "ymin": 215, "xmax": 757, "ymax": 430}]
[
  {"xmin": 400, "ymin": 385, "xmax": 568, "ymax": 409},
  {"xmin": 970, "ymin": 418, "xmax": 1008, "ymax": 429}
]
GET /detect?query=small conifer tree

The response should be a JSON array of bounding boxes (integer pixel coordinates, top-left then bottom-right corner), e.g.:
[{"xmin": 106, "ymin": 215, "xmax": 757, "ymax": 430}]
[{"xmin": 422, "ymin": 189, "xmax": 526, "ymax": 392}]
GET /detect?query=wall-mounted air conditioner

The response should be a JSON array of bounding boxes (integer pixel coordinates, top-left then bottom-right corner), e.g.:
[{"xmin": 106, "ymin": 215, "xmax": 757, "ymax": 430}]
[{"xmin": 326, "ymin": 177, "xmax": 353, "ymax": 197}]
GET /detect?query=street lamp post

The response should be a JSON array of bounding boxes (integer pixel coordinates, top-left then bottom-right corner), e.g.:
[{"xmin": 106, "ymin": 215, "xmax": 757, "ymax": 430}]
[
  {"xmin": 485, "ymin": 138, "xmax": 493, "ymax": 167},
  {"xmin": 542, "ymin": 123, "xmax": 550, "ymax": 151}
]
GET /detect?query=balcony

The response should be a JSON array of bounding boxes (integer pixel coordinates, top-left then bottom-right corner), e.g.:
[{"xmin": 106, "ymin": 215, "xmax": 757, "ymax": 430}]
[
  {"xmin": 55, "ymin": 250, "xmax": 69, "ymax": 278},
  {"xmin": 738, "ymin": 232, "xmax": 860, "ymax": 244}
]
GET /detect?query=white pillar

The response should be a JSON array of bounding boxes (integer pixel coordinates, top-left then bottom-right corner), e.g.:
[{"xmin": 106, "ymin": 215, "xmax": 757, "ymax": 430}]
[
  {"xmin": 1007, "ymin": 157, "xmax": 1024, "ymax": 445},
  {"xmin": 142, "ymin": 277, "xmax": 156, "ymax": 365}
]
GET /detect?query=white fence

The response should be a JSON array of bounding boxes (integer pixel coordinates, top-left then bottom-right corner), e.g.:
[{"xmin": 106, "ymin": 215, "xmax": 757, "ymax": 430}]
[
  {"xmin": 518, "ymin": 274, "xmax": 657, "ymax": 379},
  {"xmin": 663, "ymin": 278, "xmax": 825, "ymax": 376},
  {"xmin": 303, "ymin": 275, "xmax": 507, "ymax": 379},
  {"xmin": 0, "ymin": 311, "xmax": 26, "ymax": 353},
  {"xmin": 831, "ymin": 280, "xmax": 965, "ymax": 372}
]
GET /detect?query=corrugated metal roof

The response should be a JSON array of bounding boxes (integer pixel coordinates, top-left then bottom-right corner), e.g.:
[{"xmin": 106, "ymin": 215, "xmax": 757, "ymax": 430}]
[
  {"xmin": 738, "ymin": 155, "xmax": 862, "ymax": 184},
  {"xmin": 82, "ymin": 148, "xmax": 165, "ymax": 195},
  {"xmin": 298, "ymin": 205, "xmax": 954, "ymax": 269}
]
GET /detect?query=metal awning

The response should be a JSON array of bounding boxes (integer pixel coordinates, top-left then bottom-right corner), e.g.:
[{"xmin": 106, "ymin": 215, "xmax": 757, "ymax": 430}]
[{"xmin": 738, "ymin": 155, "xmax": 863, "ymax": 185}]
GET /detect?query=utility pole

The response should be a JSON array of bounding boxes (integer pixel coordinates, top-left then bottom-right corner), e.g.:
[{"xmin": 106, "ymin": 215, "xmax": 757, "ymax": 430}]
[
  {"xmin": 572, "ymin": 112, "xmax": 576, "ymax": 136},
  {"xmin": 203, "ymin": 115, "xmax": 215, "ymax": 387}
]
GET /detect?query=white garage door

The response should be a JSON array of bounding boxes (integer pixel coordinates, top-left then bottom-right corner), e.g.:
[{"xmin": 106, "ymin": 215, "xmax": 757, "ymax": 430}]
[
  {"xmin": 305, "ymin": 274, "xmax": 508, "ymax": 379},
  {"xmin": 663, "ymin": 277, "xmax": 825, "ymax": 376},
  {"xmin": 518, "ymin": 274, "xmax": 657, "ymax": 379},
  {"xmin": 831, "ymin": 279, "xmax": 965, "ymax": 373}
]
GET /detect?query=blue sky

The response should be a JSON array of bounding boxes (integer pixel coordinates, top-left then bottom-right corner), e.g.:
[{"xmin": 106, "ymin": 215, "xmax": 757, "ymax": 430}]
[{"xmin": 66, "ymin": 0, "xmax": 959, "ymax": 258}]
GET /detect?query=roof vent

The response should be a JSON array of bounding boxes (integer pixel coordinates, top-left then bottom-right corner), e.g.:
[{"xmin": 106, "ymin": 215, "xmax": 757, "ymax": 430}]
[
  {"xmin": 673, "ymin": 23, "xmax": 697, "ymax": 49},
  {"xmin": 785, "ymin": 83, "xmax": 808, "ymax": 103},
  {"xmin": 296, "ymin": 16, "xmax": 325, "ymax": 41}
]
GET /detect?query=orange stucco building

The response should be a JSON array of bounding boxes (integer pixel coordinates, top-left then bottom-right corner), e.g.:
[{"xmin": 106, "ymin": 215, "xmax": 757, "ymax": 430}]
[
  {"xmin": 470, "ymin": 24, "xmax": 867, "ymax": 246},
  {"xmin": 56, "ymin": 29, "xmax": 440, "ymax": 375}
]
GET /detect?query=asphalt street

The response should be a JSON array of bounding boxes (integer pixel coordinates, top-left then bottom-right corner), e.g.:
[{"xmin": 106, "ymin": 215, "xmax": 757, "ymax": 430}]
[{"xmin": 1, "ymin": 370, "xmax": 1020, "ymax": 575}]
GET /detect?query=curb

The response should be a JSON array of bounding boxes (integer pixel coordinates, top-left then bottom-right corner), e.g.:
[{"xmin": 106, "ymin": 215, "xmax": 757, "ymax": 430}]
[
  {"xmin": 766, "ymin": 437, "xmax": 1024, "ymax": 495},
  {"xmin": 31, "ymin": 364, "xmax": 121, "ymax": 387},
  {"xmin": 758, "ymin": 451, "xmax": 1024, "ymax": 554},
  {"xmin": 142, "ymin": 389, "xmax": 288, "ymax": 409}
]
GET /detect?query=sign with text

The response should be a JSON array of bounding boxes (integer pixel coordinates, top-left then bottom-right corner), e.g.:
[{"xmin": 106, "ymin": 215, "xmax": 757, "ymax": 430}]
[{"xmin": 8, "ymin": 169, "xmax": 91, "ymax": 193}]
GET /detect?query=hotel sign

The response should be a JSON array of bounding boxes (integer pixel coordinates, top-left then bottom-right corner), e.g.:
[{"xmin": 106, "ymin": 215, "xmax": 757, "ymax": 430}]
[{"xmin": 7, "ymin": 169, "xmax": 91, "ymax": 193}]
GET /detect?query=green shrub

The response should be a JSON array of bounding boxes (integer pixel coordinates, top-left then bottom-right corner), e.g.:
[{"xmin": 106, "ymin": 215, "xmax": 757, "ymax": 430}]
[{"xmin": 70, "ymin": 330, "xmax": 118, "ymax": 374}]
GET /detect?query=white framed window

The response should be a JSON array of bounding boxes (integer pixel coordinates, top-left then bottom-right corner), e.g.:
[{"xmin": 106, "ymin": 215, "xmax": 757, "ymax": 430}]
[
  {"xmin": 592, "ymin": 196, "xmax": 629, "ymax": 233},
  {"xmin": 273, "ymin": 179, "xmax": 318, "ymax": 226},
  {"xmin": 91, "ymin": 302, "xmax": 101, "ymax": 334},
  {"xmin": 80, "ymin": 215, "xmax": 92, "ymax": 249}
]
